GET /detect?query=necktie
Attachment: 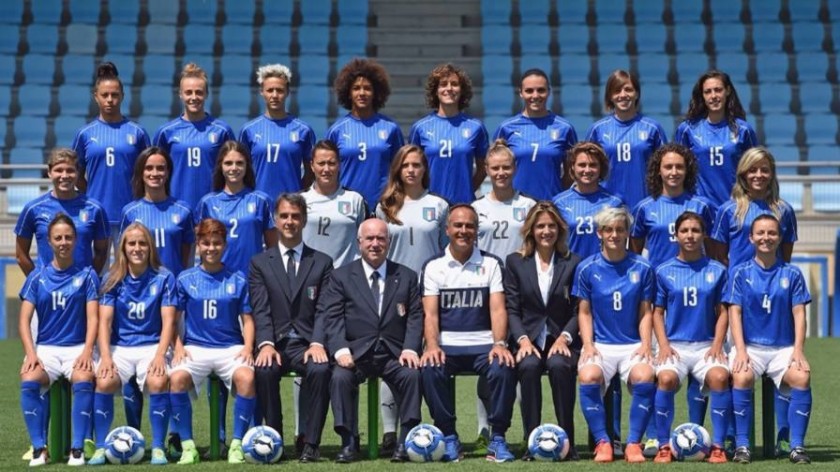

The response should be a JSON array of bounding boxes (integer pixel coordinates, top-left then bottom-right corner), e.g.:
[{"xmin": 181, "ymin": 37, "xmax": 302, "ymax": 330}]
[
  {"xmin": 286, "ymin": 249, "xmax": 296, "ymax": 290},
  {"xmin": 370, "ymin": 271, "xmax": 380, "ymax": 315}
]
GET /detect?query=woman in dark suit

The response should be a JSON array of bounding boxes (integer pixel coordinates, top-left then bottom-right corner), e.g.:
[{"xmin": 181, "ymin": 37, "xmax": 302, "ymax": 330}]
[{"xmin": 505, "ymin": 201, "xmax": 581, "ymax": 460}]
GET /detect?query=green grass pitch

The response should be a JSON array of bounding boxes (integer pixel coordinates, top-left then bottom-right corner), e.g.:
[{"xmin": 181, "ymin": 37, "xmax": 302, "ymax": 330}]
[{"xmin": 0, "ymin": 338, "xmax": 837, "ymax": 470}]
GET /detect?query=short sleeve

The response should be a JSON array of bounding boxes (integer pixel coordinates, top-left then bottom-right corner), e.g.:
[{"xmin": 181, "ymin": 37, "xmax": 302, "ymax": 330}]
[
  {"xmin": 654, "ymin": 271, "xmax": 668, "ymax": 308},
  {"xmin": 19, "ymin": 269, "xmax": 40, "ymax": 302},
  {"xmin": 630, "ymin": 201, "xmax": 648, "ymax": 239},
  {"xmin": 85, "ymin": 270, "xmax": 101, "ymax": 301},
  {"xmin": 571, "ymin": 264, "xmax": 591, "ymax": 301},
  {"xmin": 162, "ymin": 271, "xmax": 178, "ymax": 307},
  {"xmin": 641, "ymin": 264, "xmax": 655, "ymax": 302},
  {"xmin": 710, "ymin": 204, "xmax": 732, "ymax": 244},
  {"xmin": 790, "ymin": 268, "xmax": 811, "ymax": 306},
  {"xmin": 488, "ymin": 259, "xmax": 504, "ymax": 293},
  {"xmin": 475, "ymin": 123, "xmax": 489, "ymax": 161}
]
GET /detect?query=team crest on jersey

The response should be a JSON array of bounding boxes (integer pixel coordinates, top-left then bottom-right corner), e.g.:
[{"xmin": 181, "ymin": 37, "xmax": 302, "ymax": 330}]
[
  {"xmin": 473, "ymin": 264, "xmax": 486, "ymax": 276},
  {"xmin": 397, "ymin": 303, "xmax": 406, "ymax": 317},
  {"xmin": 550, "ymin": 129, "xmax": 560, "ymax": 140},
  {"xmin": 706, "ymin": 271, "xmax": 716, "ymax": 284},
  {"xmin": 127, "ymin": 134, "xmax": 136, "ymax": 145},
  {"xmin": 150, "ymin": 284, "xmax": 158, "ymax": 296},
  {"xmin": 639, "ymin": 130, "xmax": 648, "ymax": 140},
  {"xmin": 422, "ymin": 207, "xmax": 436, "ymax": 221},
  {"xmin": 209, "ymin": 132, "xmax": 218, "ymax": 143},
  {"xmin": 306, "ymin": 286, "xmax": 318, "ymax": 300},
  {"xmin": 247, "ymin": 202, "xmax": 256, "ymax": 213},
  {"xmin": 79, "ymin": 210, "xmax": 88, "ymax": 222},
  {"xmin": 512, "ymin": 207, "xmax": 526, "ymax": 222},
  {"xmin": 73, "ymin": 276, "xmax": 83, "ymax": 287},
  {"xmin": 780, "ymin": 277, "xmax": 790, "ymax": 289},
  {"xmin": 461, "ymin": 128, "xmax": 471, "ymax": 138},
  {"xmin": 226, "ymin": 283, "xmax": 236, "ymax": 294},
  {"xmin": 378, "ymin": 129, "xmax": 388, "ymax": 140},
  {"xmin": 290, "ymin": 131, "xmax": 299, "ymax": 142},
  {"xmin": 629, "ymin": 271, "xmax": 640, "ymax": 284},
  {"xmin": 730, "ymin": 131, "xmax": 738, "ymax": 143},
  {"xmin": 171, "ymin": 214, "xmax": 181, "ymax": 224},
  {"xmin": 338, "ymin": 201, "xmax": 351, "ymax": 215}
]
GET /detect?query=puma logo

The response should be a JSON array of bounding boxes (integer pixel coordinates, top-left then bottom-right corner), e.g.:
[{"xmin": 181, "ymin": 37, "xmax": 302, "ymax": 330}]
[
  {"xmin": 95, "ymin": 409, "xmax": 109, "ymax": 418},
  {"xmin": 733, "ymin": 409, "xmax": 746, "ymax": 417},
  {"xmin": 795, "ymin": 410, "xmax": 810, "ymax": 418},
  {"xmin": 712, "ymin": 409, "xmax": 726, "ymax": 417},
  {"xmin": 153, "ymin": 410, "xmax": 166, "ymax": 418},
  {"xmin": 24, "ymin": 409, "xmax": 38, "ymax": 416},
  {"xmin": 637, "ymin": 404, "xmax": 652, "ymax": 412},
  {"xmin": 585, "ymin": 405, "xmax": 600, "ymax": 412}
]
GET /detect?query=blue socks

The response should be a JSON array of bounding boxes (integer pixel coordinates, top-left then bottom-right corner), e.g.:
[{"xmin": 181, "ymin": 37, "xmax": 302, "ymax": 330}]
[
  {"xmin": 628, "ymin": 382, "xmax": 655, "ymax": 444},
  {"xmin": 579, "ymin": 384, "xmax": 609, "ymax": 443},
  {"xmin": 232, "ymin": 394, "xmax": 256, "ymax": 441},
  {"xmin": 169, "ymin": 392, "xmax": 193, "ymax": 441},
  {"xmin": 122, "ymin": 379, "xmax": 144, "ymax": 429},
  {"xmin": 732, "ymin": 388, "xmax": 752, "ymax": 449},
  {"xmin": 775, "ymin": 387, "xmax": 791, "ymax": 442},
  {"xmin": 21, "ymin": 381, "xmax": 46, "ymax": 449},
  {"xmin": 93, "ymin": 393, "xmax": 114, "ymax": 449},
  {"xmin": 708, "ymin": 389, "xmax": 732, "ymax": 447},
  {"xmin": 71, "ymin": 382, "xmax": 94, "ymax": 449},
  {"xmin": 149, "ymin": 393, "xmax": 171, "ymax": 450},
  {"xmin": 788, "ymin": 388, "xmax": 811, "ymax": 449},
  {"xmin": 654, "ymin": 388, "xmax": 675, "ymax": 445},
  {"xmin": 687, "ymin": 376, "xmax": 708, "ymax": 425}
]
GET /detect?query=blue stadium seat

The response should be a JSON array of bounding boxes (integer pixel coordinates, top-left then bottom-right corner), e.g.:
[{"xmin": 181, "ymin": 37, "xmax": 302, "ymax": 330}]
[
  {"xmin": 0, "ymin": 1, "xmax": 24, "ymax": 24},
  {"xmin": 144, "ymin": 25, "xmax": 177, "ymax": 55},
  {"xmin": 758, "ymin": 83, "xmax": 792, "ymax": 113},
  {"xmin": 0, "ymin": 29, "xmax": 19, "ymax": 54},
  {"xmin": 564, "ymin": 114, "xmax": 590, "ymax": 137},
  {"xmin": 519, "ymin": 0, "xmax": 551, "ymax": 24},
  {"xmin": 109, "ymin": 1, "xmax": 140, "ymax": 24},
  {"xmin": 225, "ymin": 115, "xmax": 249, "ymax": 134},
  {"xmin": 635, "ymin": 23, "xmax": 666, "ymax": 53},
  {"xmin": 752, "ymin": 23, "xmax": 785, "ymax": 53},
  {"xmin": 142, "ymin": 55, "xmax": 176, "ymax": 84},
  {"xmin": 558, "ymin": 53, "xmax": 590, "ymax": 84},
  {"xmin": 0, "ymin": 55, "xmax": 14, "ymax": 85},
  {"xmin": 226, "ymin": 1, "xmax": 256, "ymax": 24},
  {"xmin": 296, "ymin": 85, "xmax": 329, "ymax": 114},
  {"xmin": 218, "ymin": 85, "xmax": 252, "ymax": 116},
  {"xmin": 673, "ymin": 23, "xmax": 706, "ymax": 54},
  {"xmin": 677, "ymin": 82, "xmax": 696, "ymax": 113},
  {"xmin": 708, "ymin": 0, "xmax": 741, "ymax": 23},
  {"xmin": 715, "ymin": 52, "xmax": 749, "ymax": 83},
  {"xmin": 749, "ymin": 0, "xmax": 781, "ymax": 23},
  {"xmin": 0, "ymin": 84, "xmax": 11, "ymax": 115},
  {"xmin": 482, "ymin": 55, "xmax": 513, "ymax": 85},
  {"xmin": 31, "ymin": 0, "xmax": 62, "ymax": 24},
  {"xmin": 795, "ymin": 52, "xmax": 829, "ymax": 82},
  {"xmin": 711, "ymin": 23, "xmax": 746, "ymax": 52},
  {"xmin": 520, "ymin": 54, "xmax": 553, "ymax": 77},
  {"xmin": 561, "ymin": 84, "xmax": 594, "ymax": 115},
  {"xmin": 61, "ymin": 54, "xmax": 96, "ymax": 85},
  {"xmin": 670, "ymin": 1, "xmax": 702, "ymax": 24},
  {"xmin": 648, "ymin": 113, "xmax": 674, "ymax": 138},
  {"xmin": 299, "ymin": 114, "xmax": 328, "ymax": 138},
  {"xmin": 481, "ymin": 0, "xmax": 511, "ymax": 25},
  {"xmin": 597, "ymin": 53, "xmax": 630, "ymax": 82},
  {"xmin": 65, "ymin": 24, "xmax": 98, "ymax": 55},
  {"xmin": 593, "ymin": 0, "xmax": 626, "ymax": 24},
  {"xmin": 595, "ymin": 25, "xmax": 628, "ymax": 54},
  {"xmin": 636, "ymin": 54, "xmax": 670, "ymax": 84},
  {"xmin": 53, "ymin": 115, "xmax": 88, "ymax": 144},
  {"xmin": 674, "ymin": 53, "xmax": 710, "ymax": 84},
  {"xmin": 298, "ymin": 25, "xmax": 330, "ymax": 54},
  {"xmin": 483, "ymin": 114, "xmax": 506, "ymax": 135},
  {"xmin": 641, "ymin": 83, "xmax": 672, "ymax": 116},
  {"xmin": 337, "ymin": 0, "xmax": 368, "ymax": 25},
  {"xmin": 778, "ymin": 182, "xmax": 803, "ymax": 211},
  {"xmin": 520, "ymin": 25, "xmax": 551, "ymax": 55},
  {"xmin": 483, "ymin": 85, "xmax": 514, "ymax": 115},
  {"xmin": 26, "ymin": 25, "xmax": 59, "ymax": 54},
  {"xmin": 21, "ymin": 55, "xmax": 55, "ymax": 85},
  {"xmin": 791, "ymin": 22, "xmax": 825, "ymax": 52},
  {"xmin": 300, "ymin": 0, "xmax": 332, "ymax": 25},
  {"xmin": 297, "ymin": 56, "xmax": 330, "ymax": 85},
  {"xmin": 634, "ymin": 0, "xmax": 663, "ymax": 24},
  {"xmin": 185, "ymin": 0, "xmax": 218, "ymax": 24},
  {"xmin": 806, "ymin": 145, "xmax": 838, "ymax": 174},
  {"xmin": 259, "ymin": 25, "xmax": 292, "ymax": 55},
  {"xmin": 68, "ymin": 0, "xmax": 101, "ymax": 24},
  {"xmin": 13, "ymin": 117, "xmax": 48, "ymax": 148},
  {"xmin": 788, "ymin": 0, "xmax": 821, "ymax": 23},
  {"xmin": 219, "ymin": 56, "xmax": 254, "ymax": 85},
  {"xmin": 137, "ymin": 114, "xmax": 169, "ymax": 134},
  {"xmin": 557, "ymin": 25, "xmax": 589, "ymax": 55},
  {"xmin": 262, "ymin": 0, "xmax": 294, "ymax": 25},
  {"xmin": 147, "ymin": 0, "xmax": 180, "ymax": 24},
  {"xmin": 6, "ymin": 163, "xmax": 43, "ymax": 213},
  {"xmin": 557, "ymin": 0, "xmax": 588, "ymax": 24},
  {"xmin": 221, "ymin": 25, "xmax": 253, "ymax": 55},
  {"xmin": 803, "ymin": 114, "xmax": 838, "ymax": 145},
  {"xmin": 9, "ymin": 147, "xmax": 44, "ymax": 166},
  {"xmin": 337, "ymin": 24, "xmax": 367, "ymax": 56},
  {"xmin": 735, "ymin": 83, "xmax": 754, "ymax": 111},
  {"xmin": 58, "ymin": 85, "xmax": 94, "ymax": 116},
  {"xmin": 755, "ymin": 52, "xmax": 789, "ymax": 83},
  {"xmin": 762, "ymin": 115, "xmax": 797, "ymax": 146},
  {"xmin": 105, "ymin": 24, "xmax": 137, "ymax": 54},
  {"xmin": 140, "ymin": 85, "xmax": 175, "ymax": 115},
  {"xmin": 183, "ymin": 24, "xmax": 216, "ymax": 56},
  {"xmin": 482, "ymin": 25, "xmax": 513, "ymax": 55},
  {"xmin": 812, "ymin": 184, "xmax": 840, "ymax": 212},
  {"xmin": 799, "ymin": 82, "xmax": 832, "ymax": 113}
]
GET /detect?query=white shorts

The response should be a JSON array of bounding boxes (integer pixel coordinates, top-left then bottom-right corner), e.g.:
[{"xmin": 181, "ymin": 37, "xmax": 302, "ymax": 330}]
[
  {"xmin": 110, "ymin": 344, "xmax": 169, "ymax": 390},
  {"xmin": 170, "ymin": 345, "xmax": 252, "ymax": 395},
  {"xmin": 729, "ymin": 344, "xmax": 795, "ymax": 394},
  {"xmin": 35, "ymin": 344, "xmax": 97, "ymax": 385},
  {"xmin": 579, "ymin": 342, "xmax": 650, "ymax": 391},
  {"xmin": 656, "ymin": 341, "xmax": 730, "ymax": 393}
]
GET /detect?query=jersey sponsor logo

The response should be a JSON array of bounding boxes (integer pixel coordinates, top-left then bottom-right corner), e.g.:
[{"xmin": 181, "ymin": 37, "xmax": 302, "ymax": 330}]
[
  {"xmin": 397, "ymin": 302, "xmax": 406, "ymax": 317},
  {"xmin": 378, "ymin": 129, "xmax": 388, "ymax": 140},
  {"xmin": 550, "ymin": 129, "xmax": 560, "ymax": 140},
  {"xmin": 461, "ymin": 128, "xmax": 471, "ymax": 138},
  {"xmin": 781, "ymin": 277, "xmax": 789, "ymax": 289},
  {"xmin": 247, "ymin": 202, "xmax": 256, "ymax": 213},
  {"xmin": 639, "ymin": 130, "xmax": 648, "ymax": 140},
  {"xmin": 290, "ymin": 131, "xmax": 299, "ymax": 142},
  {"xmin": 306, "ymin": 285, "xmax": 318, "ymax": 300},
  {"xmin": 512, "ymin": 207, "xmax": 526, "ymax": 222},
  {"xmin": 629, "ymin": 271, "xmax": 640, "ymax": 284},
  {"xmin": 440, "ymin": 287, "xmax": 485, "ymax": 309},
  {"xmin": 209, "ymin": 132, "xmax": 218, "ymax": 143},
  {"xmin": 422, "ymin": 207, "xmax": 436, "ymax": 221},
  {"xmin": 226, "ymin": 283, "xmax": 236, "ymax": 294},
  {"xmin": 338, "ymin": 201, "xmax": 351, "ymax": 215},
  {"xmin": 127, "ymin": 134, "xmax": 136, "ymax": 145}
]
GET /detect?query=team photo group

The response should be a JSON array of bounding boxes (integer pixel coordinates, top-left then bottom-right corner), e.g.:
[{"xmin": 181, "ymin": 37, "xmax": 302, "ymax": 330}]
[{"xmin": 14, "ymin": 56, "xmax": 813, "ymax": 466}]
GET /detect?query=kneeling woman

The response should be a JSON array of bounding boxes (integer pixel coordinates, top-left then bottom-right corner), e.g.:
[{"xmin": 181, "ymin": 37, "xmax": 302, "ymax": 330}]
[
  {"xmin": 19, "ymin": 214, "xmax": 100, "ymax": 466},
  {"xmin": 169, "ymin": 218, "xmax": 256, "ymax": 464},
  {"xmin": 89, "ymin": 223, "xmax": 177, "ymax": 465}
]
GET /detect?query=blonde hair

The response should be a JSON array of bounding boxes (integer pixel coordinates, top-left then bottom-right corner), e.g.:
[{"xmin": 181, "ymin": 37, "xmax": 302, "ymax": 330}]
[
  {"xmin": 518, "ymin": 201, "xmax": 570, "ymax": 258},
  {"xmin": 180, "ymin": 62, "xmax": 208, "ymax": 90},
  {"xmin": 594, "ymin": 206, "xmax": 632, "ymax": 232},
  {"xmin": 47, "ymin": 147, "xmax": 78, "ymax": 170},
  {"xmin": 485, "ymin": 138, "xmax": 515, "ymax": 164},
  {"xmin": 256, "ymin": 63, "xmax": 292, "ymax": 85},
  {"xmin": 101, "ymin": 222, "xmax": 162, "ymax": 295},
  {"xmin": 732, "ymin": 146, "xmax": 782, "ymax": 228}
]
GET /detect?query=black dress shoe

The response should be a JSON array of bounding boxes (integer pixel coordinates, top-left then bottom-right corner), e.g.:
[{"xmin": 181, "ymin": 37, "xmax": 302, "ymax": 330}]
[
  {"xmin": 380, "ymin": 431, "xmax": 397, "ymax": 456},
  {"xmin": 335, "ymin": 445, "xmax": 359, "ymax": 463},
  {"xmin": 295, "ymin": 434, "xmax": 306, "ymax": 456},
  {"xmin": 521, "ymin": 450, "xmax": 535, "ymax": 461},
  {"xmin": 565, "ymin": 448, "xmax": 580, "ymax": 461},
  {"xmin": 299, "ymin": 444, "xmax": 320, "ymax": 462},
  {"xmin": 391, "ymin": 444, "xmax": 410, "ymax": 462}
]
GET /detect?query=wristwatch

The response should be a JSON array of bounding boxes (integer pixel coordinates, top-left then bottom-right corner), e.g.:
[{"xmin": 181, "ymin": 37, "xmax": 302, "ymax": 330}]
[{"xmin": 493, "ymin": 340, "xmax": 508, "ymax": 348}]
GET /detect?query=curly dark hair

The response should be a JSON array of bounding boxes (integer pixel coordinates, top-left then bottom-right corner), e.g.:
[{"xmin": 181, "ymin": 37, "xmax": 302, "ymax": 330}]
[
  {"xmin": 424, "ymin": 63, "xmax": 473, "ymax": 110},
  {"xmin": 334, "ymin": 58, "xmax": 391, "ymax": 111},
  {"xmin": 645, "ymin": 143, "xmax": 699, "ymax": 197},
  {"xmin": 684, "ymin": 70, "xmax": 747, "ymax": 132}
]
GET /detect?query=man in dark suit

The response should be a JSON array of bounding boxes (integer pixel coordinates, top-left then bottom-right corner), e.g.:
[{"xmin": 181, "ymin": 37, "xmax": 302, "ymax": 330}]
[
  {"xmin": 250, "ymin": 193, "xmax": 333, "ymax": 462},
  {"xmin": 323, "ymin": 218, "xmax": 423, "ymax": 463}
]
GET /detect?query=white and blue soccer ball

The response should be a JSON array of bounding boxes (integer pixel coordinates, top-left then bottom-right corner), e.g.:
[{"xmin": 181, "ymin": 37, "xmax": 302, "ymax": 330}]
[
  {"xmin": 527, "ymin": 423, "xmax": 570, "ymax": 461},
  {"xmin": 242, "ymin": 425, "xmax": 283, "ymax": 464},
  {"xmin": 670, "ymin": 422, "xmax": 711, "ymax": 461},
  {"xmin": 104, "ymin": 426, "xmax": 146, "ymax": 464},
  {"xmin": 404, "ymin": 423, "xmax": 446, "ymax": 462}
]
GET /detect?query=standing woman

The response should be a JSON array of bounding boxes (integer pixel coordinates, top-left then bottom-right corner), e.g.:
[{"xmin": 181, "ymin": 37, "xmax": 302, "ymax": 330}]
[
  {"xmin": 493, "ymin": 68, "xmax": 577, "ymax": 200},
  {"xmin": 153, "ymin": 63, "xmax": 235, "ymax": 211},
  {"xmin": 408, "ymin": 63, "xmax": 488, "ymax": 204},
  {"xmin": 552, "ymin": 142, "xmax": 624, "ymax": 258},
  {"xmin": 195, "ymin": 140, "xmax": 276, "ymax": 275},
  {"xmin": 15, "ymin": 148, "xmax": 110, "ymax": 275},
  {"xmin": 375, "ymin": 144, "xmax": 449, "ymax": 274},
  {"xmin": 472, "ymin": 139, "xmax": 537, "ymax": 261},
  {"xmin": 505, "ymin": 202, "xmax": 581, "ymax": 461},
  {"xmin": 326, "ymin": 58, "xmax": 404, "ymax": 210},
  {"xmin": 586, "ymin": 69, "xmax": 668, "ymax": 209},
  {"xmin": 88, "ymin": 223, "xmax": 176, "ymax": 466},
  {"xmin": 168, "ymin": 218, "xmax": 256, "ymax": 464},
  {"xmin": 301, "ymin": 140, "xmax": 367, "ymax": 268},
  {"xmin": 675, "ymin": 70, "xmax": 757, "ymax": 207},
  {"xmin": 19, "ymin": 214, "xmax": 100, "ymax": 466},
  {"xmin": 239, "ymin": 63, "xmax": 316, "ymax": 198},
  {"xmin": 73, "ymin": 62, "xmax": 151, "ymax": 244}
]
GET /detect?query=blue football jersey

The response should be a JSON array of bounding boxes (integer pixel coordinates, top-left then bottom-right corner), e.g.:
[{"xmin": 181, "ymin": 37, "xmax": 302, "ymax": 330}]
[
  {"xmin": 119, "ymin": 198, "xmax": 195, "ymax": 276},
  {"xmin": 100, "ymin": 268, "xmax": 177, "ymax": 347},
  {"xmin": 710, "ymin": 199, "xmax": 798, "ymax": 268},
  {"xmin": 552, "ymin": 186, "xmax": 624, "ymax": 258},
  {"xmin": 493, "ymin": 113, "xmax": 578, "ymax": 200},
  {"xmin": 654, "ymin": 257, "xmax": 728, "ymax": 342},
  {"xmin": 195, "ymin": 189, "xmax": 274, "ymax": 275},
  {"xmin": 325, "ymin": 113, "xmax": 405, "ymax": 209},
  {"xmin": 408, "ymin": 113, "xmax": 489, "ymax": 204},
  {"xmin": 152, "ymin": 115, "xmax": 235, "ymax": 210},
  {"xmin": 724, "ymin": 260, "xmax": 810, "ymax": 347},
  {"xmin": 15, "ymin": 192, "xmax": 110, "ymax": 268},
  {"xmin": 175, "ymin": 266, "xmax": 251, "ymax": 348},
  {"xmin": 585, "ymin": 114, "xmax": 668, "ymax": 209},
  {"xmin": 631, "ymin": 193, "xmax": 714, "ymax": 268},
  {"xmin": 72, "ymin": 118, "xmax": 151, "ymax": 224},
  {"xmin": 572, "ymin": 252, "xmax": 655, "ymax": 344},
  {"xmin": 674, "ymin": 118, "xmax": 757, "ymax": 207},
  {"xmin": 20, "ymin": 264, "xmax": 100, "ymax": 346},
  {"xmin": 238, "ymin": 115, "xmax": 316, "ymax": 199}
]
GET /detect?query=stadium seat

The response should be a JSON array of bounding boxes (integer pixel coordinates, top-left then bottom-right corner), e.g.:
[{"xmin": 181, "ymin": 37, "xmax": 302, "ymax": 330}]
[
  {"xmin": 673, "ymin": 23, "xmax": 706, "ymax": 54},
  {"xmin": 803, "ymin": 114, "xmax": 839, "ymax": 145},
  {"xmin": 226, "ymin": 1, "xmax": 256, "ymax": 24},
  {"xmin": 296, "ymin": 85, "xmax": 329, "ymax": 115},
  {"xmin": 481, "ymin": 0, "xmax": 511, "ymax": 25},
  {"xmin": 794, "ymin": 52, "xmax": 830, "ymax": 82},
  {"xmin": 519, "ymin": 25, "xmax": 551, "ymax": 55},
  {"xmin": 53, "ymin": 115, "xmax": 88, "ymax": 144},
  {"xmin": 482, "ymin": 25, "xmax": 513, "ymax": 55},
  {"xmin": 147, "ymin": 0, "xmax": 180, "ymax": 24},
  {"xmin": 65, "ymin": 24, "xmax": 98, "ymax": 55},
  {"xmin": 337, "ymin": 0, "xmax": 368, "ymax": 25},
  {"xmin": 674, "ymin": 53, "xmax": 710, "ymax": 84},
  {"xmin": 633, "ymin": 1, "xmax": 663, "ymax": 24},
  {"xmin": 225, "ymin": 115, "xmax": 249, "ymax": 134},
  {"xmin": 597, "ymin": 53, "xmax": 630, "ymax": 82},
  {"xmin": 558, "ymin": 53, "xmax": 590, "ymax": 84},
  {"xmin": 556, "ymin": 0, "xmax": 588, "ymax": 24},
  {"xmin": 761, "ymin": 115, "xmax": 797, "ymax": 146},
  {"xmin": 185, "ymin": 0, "xmax": 218, "ymax": 25},
  {"xmin": 0, "ymin": 84, "xmax": 11, "ymax": 115},
  {"xmin": 758, "ymin": 83, "xmax": 792, "ymax": 113},
  {"xmin": 641, "ymin": 82, "xmax": 672, "ymax": 116},
  {"xmin": 60, "ymin": 54, "xmax": 96, "ymax": 85},
  {"xmin": 259, "ymin": 25, "xmax": 292, "ymax": 55},
  {"xmin": 635, "ymin": 23, "xmax": 666, "ymax": 53},
  {"xmin": 593, "ymin": 0, "xmax": 626, "ymax": 24},
  {"xmin": 297, "ymin": 56, "xmax": 330, "ymax": 85},
  {"xmin": 140, "ymin": 85, "xmax": 175, "ymax": 115},
  {"xmin": 109, "ymin": 1, "xmax": 140, "ymax": 24},
  {"xmin": 715, "ymin": 52, "xmax": 749, "ymax": 84},
  {"xmin": 57, "ymin": 85, "xmax": 94, "ymax": 116},
  {"xmin": 755, "ymin": 52, "xmax": 789, "ymax": 83},
  {"xmin": 595, "ymin": 25, "xmax": 628, "ymax": 54},
  {"xmin": 557, "ymin": 25, "xmax": 589, "ymax": 55},
  {"xmin": 0, "ymin": 29, "xmax": 19, "ymax": 54},
  {"xmin": 13, "ymin": 117, "xmax": 48, "ymax": 148},
  {"xmin": 221, "ymin": 24, "xmax": 254, "ymax": 55},
  {"xmin": 519, "ymin": 0, "xmax": 551, "ymax": 24},
  {"xmin": 219, "ymin": 56, "xmax": 254, "ymax": 85},
  {"xmin": 300, "ymin": 0, "xmax": 332, "ymax": 25},
  {"xmin": 0, "ymin": 55, "xmax": 14, "ymax": 86},
  {"xmin": 337, "ymin": 24, "xmax": 367, "ymax": 56},
  {"xmin": 748, "ymin": 0, "xmax": 781, "ymax": 23},
  {"xmin": 138, "ymin": 114, "xmax": 169, "ymax": 135},
  {"xmin": 482, "ymin": 84, "xmax": 514, "ymax": 115},
  {"xmin": 7, "ymin": 179, "xmax": 43, "ymax": 214},
  {"xmin": 648, "ymin": 113, "xmax": 675, "ymax": 138},
  {"xmin": 218, "ymin": 85, "xmax": 253, "ymax": 117},
  {"xmin": 806, "ymin": 145, "xmax": 838, "ymax": 173},
  {"xmin": 811, "ymin": 183, "xmax": 840, "ymax": 212},
  {"xmin": 9, "ymin": 147, "xmax": 45, "ymax": 166},
  {"xmin": 788, "ymin": 0, "xmax": 821, "ymax": 23},
  {"xmin": 105, "ymin": 24, "xmax": 138, "ymax": 54},
  {"xmin": 636, "ymin": 54, "xmax": 670, "ymax": 84},
  {"xmin": 482, "ymin": 55, "xmax": 514, "ymax": 85},
  {"xmin": 21, "ymin": 54, "xmax": 56, "ymax": 85},
  {"xmin": 520, "ymin": 54, "xmax": 553, "ymax": 78},
  {"xmin": 0, "ymin": 1, "xmax": 24, "ymax": 24},
  {"xmin": 710, "ymin": 23, "xmax": 746, "ymax": 52},
  {"xmin": 30, "ymin": 0, "xmax": 62, "ymax": 24},
  {"xmin": 798, "ymin": 82, "xmax": 833, "ymax": 114},
  {"xmin": 561, "ymin": 84, "xmax": 594, "ymax": 115},
  {"xmin": 779, "ymin": 182, "xmax": 803, "ymax": 212},
  {"xmin": 299, "ymin": 114, "xmax": 329, "ymax": 138},
  {"xmin": 182, "ymin": 24, "xmax": 216, "ymax": 56},
  {"xmin": 566, "ymin": 114, "xmax": 593, "ymax": 137},
  {"xmin": 483, "ymin": 114, "xmax": 506, "ymax": 135},
  {"xmin": 68, "ymin": 0, "xmax": 101, "ymax": 24},
  {"xmin": 144, "ymin": 24, "xmax": 177, "ymax": 55},
  {"xmin": 142, "ymin": 55, "xmax": 177, "ymax": 85},
  {"xmin": 262, "ymin": 0, "xmax": 294, "ymax": 25},
  {"xmin": 670, "ymin": 1, "xmax": 702, "ymax": 24},
  {"xmin": 708, "ymin": 0, "xmax": 742, "ymax": 23},
  {"xmin": 26, "ymin": 24, "xmax": 59, "ymax": 54},
  {"xmin": 752, "ymin": 23, "xmax": 785, "ymax": 53},
  {"xmin": 791, "ymin": 22, "xmax": 826, "ymax": 52}
]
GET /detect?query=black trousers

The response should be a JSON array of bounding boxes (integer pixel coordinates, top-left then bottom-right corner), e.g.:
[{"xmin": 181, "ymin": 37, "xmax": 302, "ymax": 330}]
[{"xmin": 517, "ymin": 344, "xmax": 580, "ymax": 446}]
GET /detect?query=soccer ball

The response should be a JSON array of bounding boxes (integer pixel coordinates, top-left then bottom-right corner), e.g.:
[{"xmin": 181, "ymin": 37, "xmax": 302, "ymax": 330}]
[
  {"xmin": 527, "ymin": 423, "xmax": 570, "ymax": 461},
  {"xmin": 670, "ymin": 422, "xmax": 711, "ymax": 461},
  {"xmin": 242, "ymin": 426, "xmax": 283, "ymax": 464},
  {"xmin": 404, "ymin": 423, "xmax": 446, "ymax": 462},
  {"xmin": 104, "ymin": 426, "xmax": 146, "ymax": 464}
]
